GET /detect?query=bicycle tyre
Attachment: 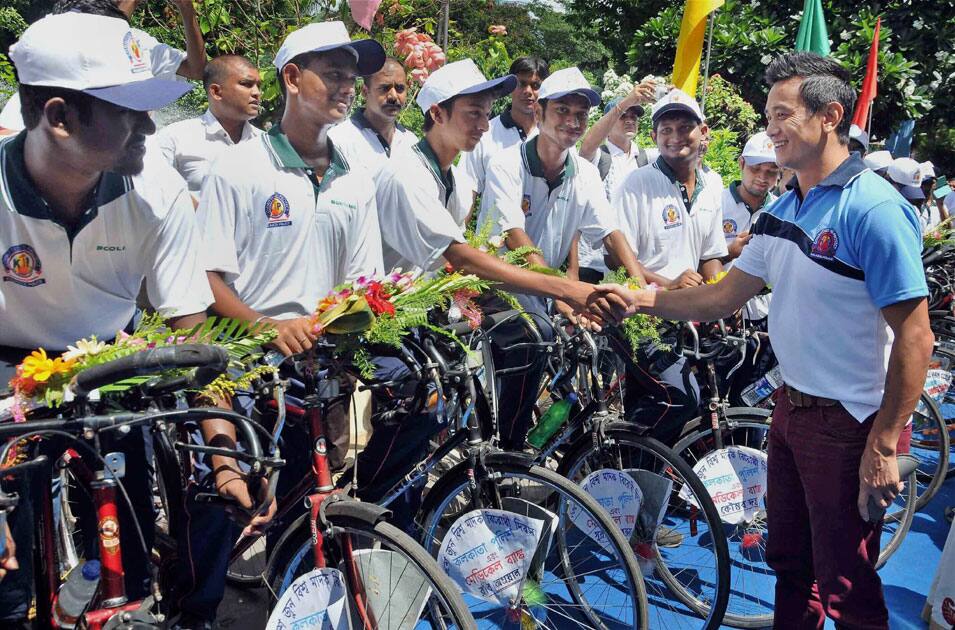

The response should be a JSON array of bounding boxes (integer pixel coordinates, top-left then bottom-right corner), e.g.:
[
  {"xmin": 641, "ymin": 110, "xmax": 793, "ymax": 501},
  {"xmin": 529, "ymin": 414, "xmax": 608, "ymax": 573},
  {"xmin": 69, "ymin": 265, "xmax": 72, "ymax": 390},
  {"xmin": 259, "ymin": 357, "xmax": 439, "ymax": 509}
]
[
  {"xmin": 418, "ymin": 454, "xmax": 649, "ymax": 630},
  {"xmin": 265, "ymin": 510, "xmax": 476, "ymax": 629},
  {"xmin": 558, "ymin": 426, "xmax": 731, "ymax": 630},
  {"xmin": 908, "ymin": 392, "xmax": 949, "ymax": 511}
]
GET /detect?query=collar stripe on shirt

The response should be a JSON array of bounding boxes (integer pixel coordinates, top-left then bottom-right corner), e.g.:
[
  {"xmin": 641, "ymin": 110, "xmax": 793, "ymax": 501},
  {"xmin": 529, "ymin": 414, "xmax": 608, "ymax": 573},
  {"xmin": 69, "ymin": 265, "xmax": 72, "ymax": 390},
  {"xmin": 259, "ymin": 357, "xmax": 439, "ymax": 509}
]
[{"xmin": 753, "ymin": 212, "xmax": 865, "ymax": 281}]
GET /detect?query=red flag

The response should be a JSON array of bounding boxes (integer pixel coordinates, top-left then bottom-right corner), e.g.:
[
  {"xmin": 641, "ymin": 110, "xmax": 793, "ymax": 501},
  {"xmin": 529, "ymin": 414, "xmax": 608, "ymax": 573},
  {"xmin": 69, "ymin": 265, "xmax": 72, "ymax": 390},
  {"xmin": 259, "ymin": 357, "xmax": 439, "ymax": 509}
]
[
  {"xmin": 851, "ymin": 17, "xmax": 880, "ymax": 129},
  {"xmin": 349, "ymin": 0, "xmax": 383, "ymax": 31}
]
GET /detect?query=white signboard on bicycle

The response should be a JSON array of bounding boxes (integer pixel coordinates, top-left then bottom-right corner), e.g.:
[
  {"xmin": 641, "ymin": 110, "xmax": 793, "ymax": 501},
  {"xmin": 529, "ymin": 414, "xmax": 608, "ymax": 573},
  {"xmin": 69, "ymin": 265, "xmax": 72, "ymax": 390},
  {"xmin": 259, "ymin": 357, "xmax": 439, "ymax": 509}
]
[
  {"xmin": 266, "ymin": 567, "xmax": 350, "ymax": 630},
  {"xmin": 680, "ymin": 446, "xmax": 768, "ymax": 525}
]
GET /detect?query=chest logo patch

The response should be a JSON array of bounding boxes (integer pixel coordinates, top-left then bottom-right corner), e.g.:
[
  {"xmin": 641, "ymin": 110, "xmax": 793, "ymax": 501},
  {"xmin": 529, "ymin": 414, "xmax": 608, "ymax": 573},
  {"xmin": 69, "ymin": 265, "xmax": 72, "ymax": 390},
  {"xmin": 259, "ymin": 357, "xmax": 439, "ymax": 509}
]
[
  {"xmin": 265, "ymin": 193, "xmax": 292, "ymax": 228},
  {"xmin": 122, "ymin": 32, "xmax": 149, "ymax": 74},
  {"xmin": 723, "ymin": 219, "xmax": 738, "ymax": 235},
  {"xmin": 521, "ymin": 194, "xmax": 532, "ymax": 216},
  {"xmin": 662, "ymin": 204, "xmax": 683, "ymax": 230},
  {"xmin": 2, "ymin": 244, "xmax": 45, "ymax": 287},
  {"xmin": 810, "ymin": 228, "xmax": 839, "ymax": 260}
]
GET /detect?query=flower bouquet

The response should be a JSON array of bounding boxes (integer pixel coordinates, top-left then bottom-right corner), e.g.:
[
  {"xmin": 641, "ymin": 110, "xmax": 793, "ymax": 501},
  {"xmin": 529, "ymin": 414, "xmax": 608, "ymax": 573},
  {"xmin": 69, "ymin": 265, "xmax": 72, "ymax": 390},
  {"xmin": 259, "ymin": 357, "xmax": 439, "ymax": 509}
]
[
  {"xmin": 924, "ymin": 217, "xmax": 955, "ymax": 249},
  {"xmin": 4, "ymin": 314, "xmax": 277, "ymax": 422},
  {"xmin": 309, "ymin": 271, "xmax": 489, "ymax": 377}
]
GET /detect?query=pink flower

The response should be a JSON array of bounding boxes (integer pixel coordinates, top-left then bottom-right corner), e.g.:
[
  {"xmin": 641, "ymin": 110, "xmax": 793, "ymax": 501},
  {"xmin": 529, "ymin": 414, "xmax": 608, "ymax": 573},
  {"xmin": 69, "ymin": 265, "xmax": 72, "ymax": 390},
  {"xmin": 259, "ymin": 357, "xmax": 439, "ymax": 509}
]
[
  {"xmin": 405, "ymin": 49, "xmax": 424, "ymax": 69},
  {"xmin": 410, "ymin": 67, "xmax": 429, "ymax": 84},
  {"xmin": 488, "ymin": 25, "xmax": 507, "ymax": 36}
]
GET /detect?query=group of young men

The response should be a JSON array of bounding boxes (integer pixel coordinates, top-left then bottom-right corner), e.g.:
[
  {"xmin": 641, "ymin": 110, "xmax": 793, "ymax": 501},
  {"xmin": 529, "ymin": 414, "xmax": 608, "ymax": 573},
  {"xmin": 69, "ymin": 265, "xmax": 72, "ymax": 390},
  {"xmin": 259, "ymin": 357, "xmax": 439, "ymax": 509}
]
[{"xmin": 0, "ymin": 3, "xmax": 934, "ymax": 629}]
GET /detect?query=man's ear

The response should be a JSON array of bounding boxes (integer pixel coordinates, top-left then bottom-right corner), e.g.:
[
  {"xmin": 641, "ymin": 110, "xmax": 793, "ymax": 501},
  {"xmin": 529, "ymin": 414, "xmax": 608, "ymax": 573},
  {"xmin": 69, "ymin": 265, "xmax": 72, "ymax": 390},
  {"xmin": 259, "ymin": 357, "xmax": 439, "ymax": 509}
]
[
  {"xmin": 208, "ymin": 83, "xmax": 223, "ymax": 102},
  {"xmin": 821, "ymin": 101, "xmax": 845, "ymax": 136},
  {"xmin": 282, "ymin": 63, "xmax": 302, "ymax": 97},
  {"xmin": 43, "ymin": 97, "xmax": 71, "ymax": 138},
  {"xmin": 429, "ymin": 102, "xmax": 447, "ymax": 126}
]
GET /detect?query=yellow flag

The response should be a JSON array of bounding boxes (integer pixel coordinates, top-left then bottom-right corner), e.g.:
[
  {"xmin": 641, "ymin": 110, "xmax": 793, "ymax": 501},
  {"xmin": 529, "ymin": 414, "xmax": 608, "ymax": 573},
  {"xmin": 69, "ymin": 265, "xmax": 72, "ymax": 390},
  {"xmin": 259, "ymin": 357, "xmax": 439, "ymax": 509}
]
[{"xmin": 671, "ymin": 0, "xmax": 725, "ymax": 98}]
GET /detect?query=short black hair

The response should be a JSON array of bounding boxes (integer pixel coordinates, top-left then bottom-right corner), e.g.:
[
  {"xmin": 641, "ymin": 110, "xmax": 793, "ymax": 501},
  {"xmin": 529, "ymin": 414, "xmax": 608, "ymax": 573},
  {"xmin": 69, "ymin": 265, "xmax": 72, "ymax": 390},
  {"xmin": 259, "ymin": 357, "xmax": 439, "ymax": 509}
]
[
  {"xmin": 19, "ymin": 84, "xmax": 95, "ymax": 130},
  {"xmin": 202, "ymin": 54, "xmax": 256, "ymax": 91},
  {"xmin": 509, "ymin": 56, "xmax": 549, "ymax": 80},
  {"xmin": 51, "ymin": 0, "xmax": 128, "ymax": 20},
  {"xmin": 764, "ymin": 52, "xmax": 856, "ymax": 145},
  {"xmin": 423, "ymin": 96, "xmax": 457, "ymax": 132},
  {"xmin": 363, "ymin": 56, "xmax": 404, "ymax": 83}
]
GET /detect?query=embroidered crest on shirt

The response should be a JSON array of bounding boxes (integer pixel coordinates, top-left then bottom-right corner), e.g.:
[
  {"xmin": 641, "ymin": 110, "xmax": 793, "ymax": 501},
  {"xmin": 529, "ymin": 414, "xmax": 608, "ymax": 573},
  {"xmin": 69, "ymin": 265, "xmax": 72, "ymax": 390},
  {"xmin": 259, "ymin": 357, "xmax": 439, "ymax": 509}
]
[
  {"xmin": 810, "ymin": 228, "xmax": 839, "ymax": 260},
  {"xmin": 265, "ymin": 193, "xmax": 291, "ymax": 228},
  {"xmin": 662, "ymin": 204, "xmax": 683, "ymax": 230},
  {"xmin": 122, "ymin": 32, "xmax": 149, "ymax": 74},
  {"xmin": 2, "ymin": 244, "xmax": 45, "ymax": 287},
  {"xmin": 723, "ymin": 219, "xmax": 738, "ymax": 235},
  {"xmin": 521, "ymin": 194, "xmax": 532, "ymax": 216}
]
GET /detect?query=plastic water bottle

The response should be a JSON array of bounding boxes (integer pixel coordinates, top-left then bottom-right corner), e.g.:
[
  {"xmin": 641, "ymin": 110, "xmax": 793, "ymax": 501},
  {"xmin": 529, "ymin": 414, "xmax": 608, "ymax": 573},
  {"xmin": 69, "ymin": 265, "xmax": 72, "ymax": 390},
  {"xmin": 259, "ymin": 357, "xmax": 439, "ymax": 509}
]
[
  {"xmin": 52, "ymin": 560, "xmax": 101, "ymax": 629},
  {"xmin": 527, "ymin": 393, "xmax": 578, "ymax": 448}
]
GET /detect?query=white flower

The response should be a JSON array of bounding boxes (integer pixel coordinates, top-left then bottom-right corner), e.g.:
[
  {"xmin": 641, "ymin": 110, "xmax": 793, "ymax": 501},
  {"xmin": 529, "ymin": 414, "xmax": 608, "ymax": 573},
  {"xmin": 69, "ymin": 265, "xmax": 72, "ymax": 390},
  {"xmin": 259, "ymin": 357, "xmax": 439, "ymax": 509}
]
[
  {"xmin": 447, "ymin": 305, "xmax": 462, "ymax": 322},
  {"xmin": 488, "ymin": 234, "xmax": 505, "ymax": 249},
  {"xmin": 62, "ymin": 337, "xmax": 107, "ymax": 362}
]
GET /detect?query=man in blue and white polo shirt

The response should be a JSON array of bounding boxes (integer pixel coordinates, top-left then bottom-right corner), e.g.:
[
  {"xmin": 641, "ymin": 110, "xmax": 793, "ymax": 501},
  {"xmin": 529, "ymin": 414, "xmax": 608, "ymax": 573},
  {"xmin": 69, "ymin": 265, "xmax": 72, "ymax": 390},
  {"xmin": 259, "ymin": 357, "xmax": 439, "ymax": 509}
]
[
  {"xmin": 0, "ymin": 13, "xmax": 218, "ymax": 623},
  {"xmin": 605, "ymin": 52, "xmax": 933, "ymax": 629}
]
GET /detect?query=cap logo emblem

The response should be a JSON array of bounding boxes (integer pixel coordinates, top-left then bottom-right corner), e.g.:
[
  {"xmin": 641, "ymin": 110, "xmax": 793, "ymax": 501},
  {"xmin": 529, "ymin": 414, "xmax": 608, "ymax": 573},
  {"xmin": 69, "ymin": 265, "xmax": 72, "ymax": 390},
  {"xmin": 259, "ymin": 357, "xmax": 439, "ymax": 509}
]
[
  {"xmin": 265, "ymin": 193, "xmax": 291, "ymax": 228},
  {"xmin": 810, "ymin": 228, "xmax": 839, "ymax": 260},
  {"xmin": 723, "ymin": 219, "xmax": 738, "ymax": 235},
  {"xmin": 662, "ymin": 204, "xmax": 682, "ymax": 230},
  {"xmin": 2, "ymin": 244, "xmax": 45, "ymax": 287},
  {"xmin": 123, "ymin": 31, "xmax": 149, "ymax": 74}
]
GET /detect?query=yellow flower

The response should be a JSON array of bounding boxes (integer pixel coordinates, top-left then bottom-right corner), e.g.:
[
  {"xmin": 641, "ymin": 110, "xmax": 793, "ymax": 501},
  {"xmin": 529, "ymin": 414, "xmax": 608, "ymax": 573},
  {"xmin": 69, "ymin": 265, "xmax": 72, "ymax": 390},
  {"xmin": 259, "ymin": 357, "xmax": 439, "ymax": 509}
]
[
  {"xmin": 19, "ymin": 348, "xmax": 75, "ymax": 383},
  {"xmin": 706, "ymin": 271, "xmax": 728, "ymax": 285}
]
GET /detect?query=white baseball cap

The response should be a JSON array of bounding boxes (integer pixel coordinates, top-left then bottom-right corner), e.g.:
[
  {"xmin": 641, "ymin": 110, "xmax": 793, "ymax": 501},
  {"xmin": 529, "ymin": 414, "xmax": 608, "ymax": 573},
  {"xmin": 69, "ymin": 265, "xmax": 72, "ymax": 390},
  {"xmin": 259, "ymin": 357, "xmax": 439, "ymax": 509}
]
[
  {"xmin": 741, "ymin": 131, "xmax": 777, "ymax": 166},
  {"xmin": 651, "ymin": 88, "xmax": 704, "ymax": 124},
  {"xmin": 9, "ymin": 13, "xmax": 190, "ymax": 111},
  {"xmin": 415, "ymin": 59, "xmax": 516, "ymax": 114},
  {"xmin": 537, "ymin": 67, "xmax": 599, "ymax": 107},
  {"xmin": 920, "ymin": 160, "xmax": 936, "ymax": 181},
  {"xmin": 863, "ymin": 150, "xmax": 893, "ymax": 172},
  {"xmin": 849, "ymin": 124, "xmax": 869, "ymax": 150},
  {"xmin": 887, "ymin": 157, "xmax": 924, "ymax": 187},
  {"xmin": 273, "ymin": 21, "xmax": 385, "ymax": 76}
]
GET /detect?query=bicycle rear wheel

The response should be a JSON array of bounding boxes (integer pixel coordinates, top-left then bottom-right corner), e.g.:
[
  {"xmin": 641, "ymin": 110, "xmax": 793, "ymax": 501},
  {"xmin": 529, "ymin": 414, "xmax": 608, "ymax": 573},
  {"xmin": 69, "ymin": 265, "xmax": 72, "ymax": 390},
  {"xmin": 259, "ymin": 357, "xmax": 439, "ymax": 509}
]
[
  {"xmin": 418, "ymin": 453, "xmax": 649, "ymax": 629},
  {"xmin": 267, "ymin": 509, "xmax": 476, "ymax": 629},
  {"xmin": 560, "ymin": 426, "xmax": 731, "ymax": 629}
]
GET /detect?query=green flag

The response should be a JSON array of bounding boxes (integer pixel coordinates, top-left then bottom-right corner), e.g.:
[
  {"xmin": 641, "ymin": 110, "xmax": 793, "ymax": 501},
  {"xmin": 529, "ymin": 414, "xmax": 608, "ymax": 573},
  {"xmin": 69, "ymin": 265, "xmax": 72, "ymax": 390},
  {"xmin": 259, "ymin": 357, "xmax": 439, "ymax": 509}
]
[{"xmin": 795, "ymin": 0, "xmax": 830, "ymax": 56}]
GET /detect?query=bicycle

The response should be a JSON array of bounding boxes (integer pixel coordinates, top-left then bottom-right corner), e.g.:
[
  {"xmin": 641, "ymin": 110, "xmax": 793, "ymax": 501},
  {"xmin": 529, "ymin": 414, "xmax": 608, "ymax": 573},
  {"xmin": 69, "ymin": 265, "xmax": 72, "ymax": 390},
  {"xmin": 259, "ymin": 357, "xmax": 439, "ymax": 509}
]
[
  {"xmin": 505, "ymin": 313, "xmax": 731, "ymax": 629},
  {"xmin": 0, "ymin": 344, "xmax": 274, "ymax": 629},
  {"xmin": 251, "ymin": 319, "xmax": 649, "ymax": 629},
  {"xmin": 670, "ymin": 321, "xmax": 921, "ymax": 628}
]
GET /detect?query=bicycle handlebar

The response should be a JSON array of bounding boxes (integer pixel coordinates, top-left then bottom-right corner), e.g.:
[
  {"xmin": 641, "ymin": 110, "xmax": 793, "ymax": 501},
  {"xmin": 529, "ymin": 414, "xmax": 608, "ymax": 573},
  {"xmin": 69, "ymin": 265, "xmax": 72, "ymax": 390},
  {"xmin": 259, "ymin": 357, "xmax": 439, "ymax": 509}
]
[
  {"xmin": 443, "ymin": 309, "xmax": 526, "ymax": 337},
  {"xmin": 71, "ymin": 344, "xmax": 230, "ymax": 397}
]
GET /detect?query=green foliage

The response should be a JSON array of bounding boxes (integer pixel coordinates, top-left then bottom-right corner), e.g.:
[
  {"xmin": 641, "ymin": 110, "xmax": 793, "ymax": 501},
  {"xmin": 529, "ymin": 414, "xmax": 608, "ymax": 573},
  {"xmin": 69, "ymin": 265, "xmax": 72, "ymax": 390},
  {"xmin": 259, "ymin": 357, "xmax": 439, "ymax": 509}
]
[
  {"xmin": 702, "ymin": 128, "xmax": 742, "ymax": 187},
  {"xmin": 0, "ymin": 7, "xmax": 27, "ymax": 37},
  {"xmin": 604, "ymin": 268, "xmax": 664, "ymax": 351},
  {"xmin": 701, "ymin": 75, "xmax": 759, "ymax": 139}
]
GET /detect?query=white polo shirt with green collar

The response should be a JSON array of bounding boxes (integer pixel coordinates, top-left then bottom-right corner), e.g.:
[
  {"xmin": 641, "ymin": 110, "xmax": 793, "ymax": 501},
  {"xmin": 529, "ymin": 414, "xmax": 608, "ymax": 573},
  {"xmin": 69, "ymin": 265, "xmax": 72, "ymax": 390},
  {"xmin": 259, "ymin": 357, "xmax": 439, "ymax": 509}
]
[
  {"xmin": 328, "ymin": 108, "xmax": 418, "ymax": 179},
  {"xmin": 0, "ymin": 132, "xmax": 212, "ymax": 350},
  {"xmin": 198, "ymin": 126, "xmax": 384, "ymax": 319},
  {"xmin": 376, "ymin": 138, "xmax": 473, "ymax": 273},
  {"xmin": 479, "ymin": 136, "xmax": 616, "ymax": 270},
  {"xmin": 613, "ymin": 156, "xmax": 727, "ymax": 280}
]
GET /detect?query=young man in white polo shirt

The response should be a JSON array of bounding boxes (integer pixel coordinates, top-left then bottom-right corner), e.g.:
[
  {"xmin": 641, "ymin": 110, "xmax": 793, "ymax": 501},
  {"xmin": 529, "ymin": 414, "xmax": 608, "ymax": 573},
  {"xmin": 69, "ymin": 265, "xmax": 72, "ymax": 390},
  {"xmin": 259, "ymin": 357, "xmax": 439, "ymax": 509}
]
[
  {"xmin": 328, "ymin": 56, "xmax": 418, "ymax": 177},
  {"xmin": 377, "ymin": 59, "xmax": 625, "ymax": 452},
  {"xmin": 479, "ymin": 67, "xmax": 646, "ymax": 314},
  {"xmin": 607, "ymin": 52, "xmax": 933, "ymax": 628},
  {"xmin": 154, "ymin": 55, "xmax": 263, "ymax": 196},
  {"xmin": 0, "ymin": 13, "xmax": 233, "ymax": 624},
  {"xmin": 461, "ymin": 55, "xmax": 548, "ymax": 195},
  {"xmin": 609, "ymin": 89, "xmax": 727, "ymax": 445}
]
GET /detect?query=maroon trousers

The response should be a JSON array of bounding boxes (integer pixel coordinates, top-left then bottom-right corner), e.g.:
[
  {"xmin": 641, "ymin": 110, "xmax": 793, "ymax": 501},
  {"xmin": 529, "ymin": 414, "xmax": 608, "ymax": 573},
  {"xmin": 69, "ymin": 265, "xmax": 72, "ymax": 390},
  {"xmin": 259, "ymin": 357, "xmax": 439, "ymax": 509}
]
[{"xmin": 765, "ymin": 393, "xmax": 894, "ymax": 629}]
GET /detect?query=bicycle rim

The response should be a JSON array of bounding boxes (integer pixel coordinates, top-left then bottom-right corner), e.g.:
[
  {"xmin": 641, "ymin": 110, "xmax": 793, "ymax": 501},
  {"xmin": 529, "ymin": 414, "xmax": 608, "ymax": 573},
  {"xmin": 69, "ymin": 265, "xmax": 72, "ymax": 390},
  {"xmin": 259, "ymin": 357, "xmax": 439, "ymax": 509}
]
[
  {"xmin": 419, "ymin": 460, "xmax": 648, "ymax": 630},
  {"xmin": 561, "ymin": 430, "xmax": 730, "ymax": 629},
  {"xmin": 268, "ymin": 515, "xmax": 475, "ymax": 629}
]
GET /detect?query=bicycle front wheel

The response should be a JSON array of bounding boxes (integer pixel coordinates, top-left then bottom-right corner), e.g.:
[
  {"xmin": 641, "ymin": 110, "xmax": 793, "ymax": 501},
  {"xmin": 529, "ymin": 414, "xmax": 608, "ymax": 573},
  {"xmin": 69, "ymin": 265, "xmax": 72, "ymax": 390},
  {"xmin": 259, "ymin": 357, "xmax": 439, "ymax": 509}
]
[
  {"xmin": 419, "ymin": 454, "xmax": 649, "ymax": 629},
  {"xmin": 266, "ymin": 510, "xmax": 476, "ymax": 629}
]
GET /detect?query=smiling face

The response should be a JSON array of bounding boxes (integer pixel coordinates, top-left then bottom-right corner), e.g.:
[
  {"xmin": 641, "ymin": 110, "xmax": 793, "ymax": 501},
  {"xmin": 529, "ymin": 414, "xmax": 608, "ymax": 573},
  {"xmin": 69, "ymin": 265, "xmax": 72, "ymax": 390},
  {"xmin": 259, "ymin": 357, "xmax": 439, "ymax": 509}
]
[
  {"xmin": 510, "ymin": 71, "xmax": 543, "ymax": 117},
  {"xmin": 609, "ymin": 106, "xmax": 641, "ymax": 147},
  {"xmin": 363, "ymin": 59, "xmax": 407, "ymax": 122},
  {"xmin": 764, "ymin": 76, "xmax": 831, "ymax": 172},
  {"xmin": 73, "ymin": 99, "xmax": 155, "ymax": 175},
  {"xmin": 651, "ymin": 112, "xmax": 706, "ymax": 167},
  {"xmin": 536, "ymin": 94, "xmax": 591, "ymax": 151},
  {"xmin": 283, "ymin": 49, "xmax": 359, "ymax": 127}
]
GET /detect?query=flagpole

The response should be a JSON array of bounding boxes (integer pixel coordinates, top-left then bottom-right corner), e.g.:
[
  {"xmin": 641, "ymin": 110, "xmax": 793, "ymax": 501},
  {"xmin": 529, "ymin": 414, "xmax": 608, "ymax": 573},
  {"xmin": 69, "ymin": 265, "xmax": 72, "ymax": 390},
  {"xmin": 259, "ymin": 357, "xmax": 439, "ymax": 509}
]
[{"xmin": 700, "ymin": 11, "xmax": 716, "ymax": 116}]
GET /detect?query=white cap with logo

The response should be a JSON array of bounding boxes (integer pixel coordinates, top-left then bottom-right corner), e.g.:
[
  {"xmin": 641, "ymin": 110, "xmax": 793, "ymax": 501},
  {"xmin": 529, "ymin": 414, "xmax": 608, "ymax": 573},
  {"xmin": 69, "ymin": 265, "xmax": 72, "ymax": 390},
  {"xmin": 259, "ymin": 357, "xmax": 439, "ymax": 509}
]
[
  {"xmin": 9, "ymin": 12, "xmax": 190, "ymax": 111},
  {"xmin": 416, "ymin": 59, "xmax": 516, "ymax": 114},
  {"xmin": 887, "ymin": 157, "xmax": 924, "ymax": 188},
  {"xmin": 863, "ymin": 150, "xmax": 893, "ymax": 172},
  {"xmin": 537, "ymin": 67, "xmax": 600, "ymax": 107},
  {"xmin": 651, "ymin": 88, "xmax": 704, "ymax": 124},
  {"xmin": 273, "ymin": 21, "xmax": 385, "ymax": 76},
  {"xmin": 741, "ymin": 131, "xmax": 777, "ymax": 166}
]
